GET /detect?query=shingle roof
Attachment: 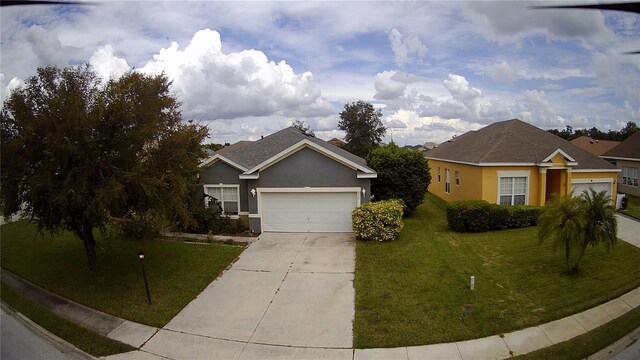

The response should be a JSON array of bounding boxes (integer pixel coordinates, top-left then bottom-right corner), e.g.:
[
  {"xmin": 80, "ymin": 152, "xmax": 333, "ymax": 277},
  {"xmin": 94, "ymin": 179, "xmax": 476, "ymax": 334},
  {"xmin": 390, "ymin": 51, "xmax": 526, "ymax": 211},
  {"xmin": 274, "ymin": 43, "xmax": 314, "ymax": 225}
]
[
  {"xmin": 426, "ymin": 119, "xmax": 618, "ymax": 170},
  {"xmin": 570, "ymin": 136, "xmax": 620, "ymax": 156},
  {"xmin": 209, "ymin": 127, "xmax": 372, "ymax": 171},
  {"xmin": 602, "ymin": 131, "xmax": 640, "ymax": 160},
  {"xmin": 216, "ymin": 141, "xmax": 253, "ymax": 155}
]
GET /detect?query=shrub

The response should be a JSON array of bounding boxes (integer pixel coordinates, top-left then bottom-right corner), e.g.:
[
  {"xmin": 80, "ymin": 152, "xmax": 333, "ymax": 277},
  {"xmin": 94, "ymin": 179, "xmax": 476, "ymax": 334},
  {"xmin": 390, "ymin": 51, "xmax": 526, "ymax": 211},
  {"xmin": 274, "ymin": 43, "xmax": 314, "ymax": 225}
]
[
  {"xmin": 352, "ymin": 199, "xmax": 404, "ymax": 242},
  {"xmin": 115, "ymin": 211, "xmax": 166, "ymax": 240},
  {"xmin": 506, "ymin": 205, "xmax": 540, "ymax": 228},
  {"xmin": 488, "ymin": 204, "xmax": 510, "ymax": 230},
  {"xmin": 177, "ymin": 206, "xmax": 247, "ymax": 235},
  {"xmin": 446, "ymin": 200, "xmax": 492, "ymax": 232},
  {"xmin": 446, "ymin": 200, "xmax": 540, "ymax": 232},
  {"xmin": 366, "ymin": 144, "xmax": 431, "ymax": 215}
]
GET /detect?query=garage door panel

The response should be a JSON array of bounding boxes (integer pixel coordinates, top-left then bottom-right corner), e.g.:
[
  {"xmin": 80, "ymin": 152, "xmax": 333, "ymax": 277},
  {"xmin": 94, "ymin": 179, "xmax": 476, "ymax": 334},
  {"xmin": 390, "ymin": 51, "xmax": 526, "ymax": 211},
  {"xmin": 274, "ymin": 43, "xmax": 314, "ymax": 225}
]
[
  {"xmin": 261, "ymin": 192, "xmax": 358, "ymax": 232},
  {"xmin": 571, "ymin": 182, "xmax": 611, "ymax": 198}
]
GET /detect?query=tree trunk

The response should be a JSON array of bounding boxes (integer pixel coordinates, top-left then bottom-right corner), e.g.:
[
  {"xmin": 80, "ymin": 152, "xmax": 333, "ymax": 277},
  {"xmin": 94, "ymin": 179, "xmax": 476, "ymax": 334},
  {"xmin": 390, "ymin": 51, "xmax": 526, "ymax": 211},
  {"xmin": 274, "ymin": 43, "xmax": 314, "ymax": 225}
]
[{"xmin": 78, "ymin": 222, "xmax": 97, "ymax": 270}]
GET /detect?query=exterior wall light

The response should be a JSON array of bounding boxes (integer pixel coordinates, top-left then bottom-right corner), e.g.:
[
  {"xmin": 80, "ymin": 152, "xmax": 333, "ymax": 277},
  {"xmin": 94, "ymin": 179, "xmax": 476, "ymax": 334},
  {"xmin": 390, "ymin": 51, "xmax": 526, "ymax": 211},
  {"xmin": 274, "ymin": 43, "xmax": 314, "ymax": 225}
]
[
  {"xmin": 361, "ymin": 188, "xmax": 366, "ymax": 198},
  {"xmin": 251, "ymin": 189, "xmax": 256, "ymax": 197}
]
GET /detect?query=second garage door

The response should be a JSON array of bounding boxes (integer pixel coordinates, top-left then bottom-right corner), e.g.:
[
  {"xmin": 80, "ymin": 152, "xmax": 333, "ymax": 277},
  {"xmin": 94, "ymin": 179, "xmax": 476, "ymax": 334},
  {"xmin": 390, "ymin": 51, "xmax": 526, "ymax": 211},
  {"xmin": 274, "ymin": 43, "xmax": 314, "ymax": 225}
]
[{"xmin": 261, "ymin": 191, "xmax": 359, "ymax": 232}]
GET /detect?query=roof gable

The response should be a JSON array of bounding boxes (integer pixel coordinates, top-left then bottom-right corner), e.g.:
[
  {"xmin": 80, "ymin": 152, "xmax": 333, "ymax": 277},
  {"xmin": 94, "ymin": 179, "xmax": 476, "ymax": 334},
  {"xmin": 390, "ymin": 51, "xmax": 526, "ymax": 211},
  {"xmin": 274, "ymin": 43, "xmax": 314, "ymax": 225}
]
[
  {"xmin": 602, "ymin": 131, "xmax": 640, "ymax": 160},
  {"xmin": 239, "ymin": 139, "xmax": 375, "ymax": 179},
  {"xmin": 570, "ymin": 136, "xmax": 620, "ymax": 156},
  {"xmin": 426, "ymin": 119, "xmax": 618, "ymax": 170},
  {"xmin": 199, "ymin": 126, "xmax": 375, "ymax": 176}
]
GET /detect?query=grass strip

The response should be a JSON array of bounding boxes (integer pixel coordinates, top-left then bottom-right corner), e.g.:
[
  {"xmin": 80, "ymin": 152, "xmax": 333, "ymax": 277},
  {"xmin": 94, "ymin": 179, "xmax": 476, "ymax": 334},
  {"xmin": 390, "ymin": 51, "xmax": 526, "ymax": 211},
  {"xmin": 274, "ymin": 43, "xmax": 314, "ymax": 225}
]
[
  {"xmin": 1, "ymin": 283, "xmax": 134, "ymax": 357},
  {"xmin": 514, "ymin": 306, "xmax": 640, "ymax": 360}
]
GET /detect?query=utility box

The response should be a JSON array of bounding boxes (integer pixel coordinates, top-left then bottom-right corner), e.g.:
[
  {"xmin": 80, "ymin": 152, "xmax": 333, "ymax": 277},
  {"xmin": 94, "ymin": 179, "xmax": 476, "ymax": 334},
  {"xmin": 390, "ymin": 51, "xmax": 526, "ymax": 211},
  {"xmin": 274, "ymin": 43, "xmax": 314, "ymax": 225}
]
[{"xmin": 616, "ymin": 193, "xmax": 626, "ymax": 210}]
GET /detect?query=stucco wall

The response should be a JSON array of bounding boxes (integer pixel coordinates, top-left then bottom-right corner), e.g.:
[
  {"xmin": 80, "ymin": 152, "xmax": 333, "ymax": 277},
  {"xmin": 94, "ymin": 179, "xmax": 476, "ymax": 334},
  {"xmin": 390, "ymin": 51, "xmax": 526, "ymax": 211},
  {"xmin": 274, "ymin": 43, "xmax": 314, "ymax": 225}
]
[{"xmin": 427, "ymin": 160, "xmax": 483, "ymax": 202}]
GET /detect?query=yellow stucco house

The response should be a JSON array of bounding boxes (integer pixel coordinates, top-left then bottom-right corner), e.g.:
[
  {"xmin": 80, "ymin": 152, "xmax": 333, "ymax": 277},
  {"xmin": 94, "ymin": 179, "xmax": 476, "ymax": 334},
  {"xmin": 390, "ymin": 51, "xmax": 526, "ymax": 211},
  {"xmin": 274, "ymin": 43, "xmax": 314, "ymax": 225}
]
[{"xmin": 426, "ymin": 119, "xmax": 620, "ymax": 206}]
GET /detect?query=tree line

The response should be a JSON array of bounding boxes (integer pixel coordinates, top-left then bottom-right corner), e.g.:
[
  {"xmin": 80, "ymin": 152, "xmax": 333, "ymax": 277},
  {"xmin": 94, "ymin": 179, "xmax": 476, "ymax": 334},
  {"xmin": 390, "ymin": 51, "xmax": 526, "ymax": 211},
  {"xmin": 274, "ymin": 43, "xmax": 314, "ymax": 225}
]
[{"xmin": 547, "ymin": 121, "xmax": 638, "ymax": 142}]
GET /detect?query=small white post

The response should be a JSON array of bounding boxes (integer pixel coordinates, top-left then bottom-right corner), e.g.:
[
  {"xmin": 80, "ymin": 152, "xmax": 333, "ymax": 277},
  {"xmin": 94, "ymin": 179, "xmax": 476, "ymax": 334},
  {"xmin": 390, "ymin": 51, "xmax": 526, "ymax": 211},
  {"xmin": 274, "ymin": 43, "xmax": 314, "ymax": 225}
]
[{"xmin": 470, "ymin": 276, "xmax": 475, "ymax": 291}]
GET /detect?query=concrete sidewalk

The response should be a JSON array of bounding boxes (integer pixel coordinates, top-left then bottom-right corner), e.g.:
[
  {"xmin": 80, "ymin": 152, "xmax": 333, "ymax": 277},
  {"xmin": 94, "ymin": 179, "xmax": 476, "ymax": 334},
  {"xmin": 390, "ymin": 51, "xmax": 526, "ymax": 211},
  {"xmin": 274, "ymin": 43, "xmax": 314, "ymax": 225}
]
[{"xmin": 0, "ymin": 270, "xmax": 159, "ymax": 348}]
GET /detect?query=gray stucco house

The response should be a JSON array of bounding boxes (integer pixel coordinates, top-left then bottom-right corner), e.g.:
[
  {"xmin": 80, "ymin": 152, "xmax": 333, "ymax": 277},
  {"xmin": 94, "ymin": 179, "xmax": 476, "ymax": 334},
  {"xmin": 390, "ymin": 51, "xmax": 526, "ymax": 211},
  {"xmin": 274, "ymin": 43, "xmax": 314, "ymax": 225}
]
[{"xmin": 197, "ymin": 127, "xmax": 376, "ymax": 233}]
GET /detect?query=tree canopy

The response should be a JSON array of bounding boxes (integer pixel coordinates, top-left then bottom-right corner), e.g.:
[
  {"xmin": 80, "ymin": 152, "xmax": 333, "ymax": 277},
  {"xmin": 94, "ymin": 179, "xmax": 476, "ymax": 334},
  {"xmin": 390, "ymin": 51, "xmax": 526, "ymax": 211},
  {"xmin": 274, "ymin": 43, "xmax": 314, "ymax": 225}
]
[
  {"xmin": 366, "ymin": 144, "xmax": 431, "ymax": 214},
  {"xmin": 1, "ymin": 65, "xmax": 207, "ymax": 269},
  {"xmin": 338, "ymin": 100, "xmax": 386, "ymax": 158},
  {"xmin": 547, "ymin": 122, "xmax": 638, "ymax": 142},
  {"xmin": 291, "ymin": 119, "xmax": 315, "ymax": 137}
]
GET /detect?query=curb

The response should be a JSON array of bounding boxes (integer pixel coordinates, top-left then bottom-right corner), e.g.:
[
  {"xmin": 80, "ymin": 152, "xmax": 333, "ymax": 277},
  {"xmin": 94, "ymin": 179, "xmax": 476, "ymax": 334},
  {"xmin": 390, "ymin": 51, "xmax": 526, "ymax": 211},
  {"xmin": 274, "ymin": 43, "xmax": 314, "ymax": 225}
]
[
  {"xmin": 1, "ymin": 301, "xmax": 97, "ymax": 360},
  {"xmin": 588, "ymin": 325, "xmax": 640, "ymax": 360}
]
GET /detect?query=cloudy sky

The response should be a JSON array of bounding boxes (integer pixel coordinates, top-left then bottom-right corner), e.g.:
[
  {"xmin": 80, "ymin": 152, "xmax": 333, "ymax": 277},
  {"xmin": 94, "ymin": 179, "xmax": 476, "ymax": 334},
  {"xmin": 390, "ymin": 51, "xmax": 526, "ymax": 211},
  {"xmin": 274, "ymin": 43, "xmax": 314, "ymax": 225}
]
[{"xmin": 1, "ymin": 1, "xmax": 639, "ymax": 145}]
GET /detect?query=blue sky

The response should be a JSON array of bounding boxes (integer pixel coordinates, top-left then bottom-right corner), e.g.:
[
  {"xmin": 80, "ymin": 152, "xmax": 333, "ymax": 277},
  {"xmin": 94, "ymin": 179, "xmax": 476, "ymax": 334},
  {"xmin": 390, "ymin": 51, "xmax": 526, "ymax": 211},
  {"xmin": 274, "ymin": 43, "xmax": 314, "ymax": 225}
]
[{"xmin": 1, "ymin": 1, "xmax": 639, "ymax": 145}]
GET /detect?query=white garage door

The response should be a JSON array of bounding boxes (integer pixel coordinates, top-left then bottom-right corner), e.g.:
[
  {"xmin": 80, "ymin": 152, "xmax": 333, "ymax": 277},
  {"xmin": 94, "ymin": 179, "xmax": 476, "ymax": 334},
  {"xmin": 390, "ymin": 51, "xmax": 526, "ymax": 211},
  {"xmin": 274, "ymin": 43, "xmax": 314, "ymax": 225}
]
[
  {"xmin": 261, "ymin": 191, "xmax": 358, "ymax": 232},
  {"xmin": 571, "ymin": 181, "xmax": 612, "ymax": 198}
]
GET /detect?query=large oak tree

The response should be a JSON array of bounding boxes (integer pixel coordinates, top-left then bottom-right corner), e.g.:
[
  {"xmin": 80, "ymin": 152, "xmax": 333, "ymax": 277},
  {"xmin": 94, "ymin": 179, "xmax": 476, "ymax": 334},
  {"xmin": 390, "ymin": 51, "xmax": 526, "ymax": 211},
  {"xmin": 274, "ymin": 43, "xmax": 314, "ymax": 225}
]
[
  {"xmin": 338, "ymin": 100, "xmax": 386, "ymax": 158},
  {"xmin": 1, "ymin": 65, "xmax": 207, "ymax": 269}
]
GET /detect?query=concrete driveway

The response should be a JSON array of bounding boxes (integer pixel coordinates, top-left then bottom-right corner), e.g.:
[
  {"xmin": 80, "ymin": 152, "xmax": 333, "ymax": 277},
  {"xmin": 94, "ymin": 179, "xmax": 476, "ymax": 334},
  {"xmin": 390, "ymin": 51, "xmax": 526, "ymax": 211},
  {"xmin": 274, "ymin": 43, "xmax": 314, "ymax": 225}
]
[
  {"xmin": 140, "ymin": 233, "xmax": 355, "ymax": 360},
  {"xmin": 617, "ymin": 214, "xmax": 640, "ymax": 248}
]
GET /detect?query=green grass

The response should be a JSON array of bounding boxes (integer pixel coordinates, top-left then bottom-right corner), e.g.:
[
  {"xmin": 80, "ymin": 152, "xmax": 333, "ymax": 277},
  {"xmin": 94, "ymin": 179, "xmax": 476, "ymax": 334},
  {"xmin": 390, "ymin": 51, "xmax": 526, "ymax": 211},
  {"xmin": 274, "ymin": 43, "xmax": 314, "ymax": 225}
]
[
  {"xmin": 1, "ymin": 283, "xmax": 134, "ymax": 357},
  {"xmin": 515, "ymin": 306, "xmax": 640, "ymax": 360},
  {"xmin": 621, "ymin": 194, "xmax": 640, "ymax": 220},
  {"xmin": 354, "ymin": 193, "xmax": 640, "ymax": 348},
  {"xmin": 1, "ymin": 221, "xmax": 244, "ymax": 327}
]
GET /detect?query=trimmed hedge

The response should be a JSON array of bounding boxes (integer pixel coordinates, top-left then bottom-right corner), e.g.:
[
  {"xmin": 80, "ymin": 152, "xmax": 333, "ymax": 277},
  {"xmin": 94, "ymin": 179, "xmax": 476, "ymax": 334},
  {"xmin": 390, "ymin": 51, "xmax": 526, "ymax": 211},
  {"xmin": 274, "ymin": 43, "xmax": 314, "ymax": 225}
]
[
  {"xmin": 446, "ymin": 200, "xmax": 540, "ymax": 232},
  {"xmin": 352, "ymin": 199, "xmax": 404, "ymax": 242}
]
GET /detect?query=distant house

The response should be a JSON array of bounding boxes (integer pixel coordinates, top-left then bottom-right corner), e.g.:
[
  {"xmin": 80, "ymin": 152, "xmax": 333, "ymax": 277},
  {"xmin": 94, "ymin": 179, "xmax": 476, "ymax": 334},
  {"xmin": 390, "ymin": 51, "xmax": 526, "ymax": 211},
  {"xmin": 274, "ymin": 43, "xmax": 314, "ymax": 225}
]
[
  {"xmin": 404, "ymin": 144, "xmax": 430, "ymax": 156},
  {"xmin": 425, "ymin": 119, "xmax": 620, "ymax": 206},
  {"xmin": 327, "ymin": 138, "xmax": 346, "ymax": 148},
  {"xmin": 423, "ymin": 142, "xmax": 438, "ymax": 150},
  {"xmin": 570, "ymin": 136, "xmax": 620, "ymax": 156},
  {"xmin": 198, "ymin": 127, "xmax": 376, "ymax": 233},
  {"xmin": 602, "ymin": 131, "xmax": 640, "ymax": 197}
]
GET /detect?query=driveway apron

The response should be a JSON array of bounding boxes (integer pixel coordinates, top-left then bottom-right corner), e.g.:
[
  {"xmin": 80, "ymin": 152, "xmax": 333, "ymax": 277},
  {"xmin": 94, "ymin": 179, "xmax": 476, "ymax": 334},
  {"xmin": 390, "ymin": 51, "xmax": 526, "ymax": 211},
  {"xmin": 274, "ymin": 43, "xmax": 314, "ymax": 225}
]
[
  {"xmin": 617, "ymin": 214, "xmax": 640, "ymax": 248},
  {"xmin": 141, "ymin": 233, "xmax": 355, "ymax": 359}
]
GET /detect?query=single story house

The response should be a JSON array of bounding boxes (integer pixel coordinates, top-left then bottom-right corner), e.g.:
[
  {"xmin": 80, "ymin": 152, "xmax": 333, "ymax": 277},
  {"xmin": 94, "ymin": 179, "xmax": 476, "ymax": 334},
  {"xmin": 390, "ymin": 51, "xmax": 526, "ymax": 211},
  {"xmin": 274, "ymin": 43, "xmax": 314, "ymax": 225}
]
[
  {"xmin": 197, "ymin": 127, "xmax": 376, "ymax": 233},
  {"xmin": 570, "ymin": 136, "xmax": 620, "ymax": 156},
  {"xmin": 602, "ymin": 131, "xmax": 640, "ymax": 197},
  {"xmin": 425, "ymin": 119, "xmax": 620, "ymax": 206}
]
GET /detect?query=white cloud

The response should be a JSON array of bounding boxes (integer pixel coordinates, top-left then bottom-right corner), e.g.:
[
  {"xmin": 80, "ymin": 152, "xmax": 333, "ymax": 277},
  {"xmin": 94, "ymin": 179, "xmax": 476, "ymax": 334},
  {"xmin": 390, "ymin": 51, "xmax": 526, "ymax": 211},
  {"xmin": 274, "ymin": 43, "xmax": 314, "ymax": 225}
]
[
  {"xmin": 388, "ymin": 29, "xmax": 427, "ymax": 66},
  {"xmin": 241, "ymin": 123, "xmax": 259, "ymax": 135},
  {"xmin": 625, "ymin": 100, "xmax": 640, "ymax": 120},
  {"xmin": 1, "ymin": 76, "xmax": 25, "ymax": 102},
  {"xmin": 489, "ymin": 61, "xmax": 515, "ymax": 84},
  {"xmin": 25, "ymin": 25, "xmax": 78, "ymax": 67},
  {"xmin": 520, "ymin": 89, "xmax": 563, "ymax": 127},
  {"xmin": 373, "ymin": 70, "xmax": 424, "ymax": 100},
  {"xmin": 385, "ymin": 119, "xmax": 407, "ymax": 129},
  {"xmin": 89, "ymin": 45, "xmax": 131, "ymax": 81},
  {"xmin": 140, "ymin": 29, "xmax": 334, "ymax": 120}
]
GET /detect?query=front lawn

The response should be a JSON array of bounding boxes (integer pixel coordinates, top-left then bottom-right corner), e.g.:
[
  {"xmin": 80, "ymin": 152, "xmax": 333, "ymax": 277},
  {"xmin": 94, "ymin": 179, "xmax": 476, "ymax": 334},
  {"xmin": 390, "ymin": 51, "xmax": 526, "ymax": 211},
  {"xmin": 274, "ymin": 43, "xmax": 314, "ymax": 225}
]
[
  {"xmin": 1, "ymin": 221, "xmax": 244, "ymax": 327},
  {"xmin": 621, "ymin": 194, "xmax": 640, "ymax": 220},
  {"xmin": 354, "ymin": 193, "xmax": 640, "ymax": 348}
]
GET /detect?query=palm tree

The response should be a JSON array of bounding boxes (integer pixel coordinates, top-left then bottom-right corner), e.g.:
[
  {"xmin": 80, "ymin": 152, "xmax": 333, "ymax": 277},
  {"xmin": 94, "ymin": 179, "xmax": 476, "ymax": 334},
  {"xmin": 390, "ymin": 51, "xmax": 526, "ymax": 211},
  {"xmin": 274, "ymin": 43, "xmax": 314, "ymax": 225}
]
[
  {"xmin": 538, "ymin": 192, "xmax": 587, "ymax": 274},
  {"xmin": 581, "ymin": 189, "xmax": 617, "ymax": 254}
]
